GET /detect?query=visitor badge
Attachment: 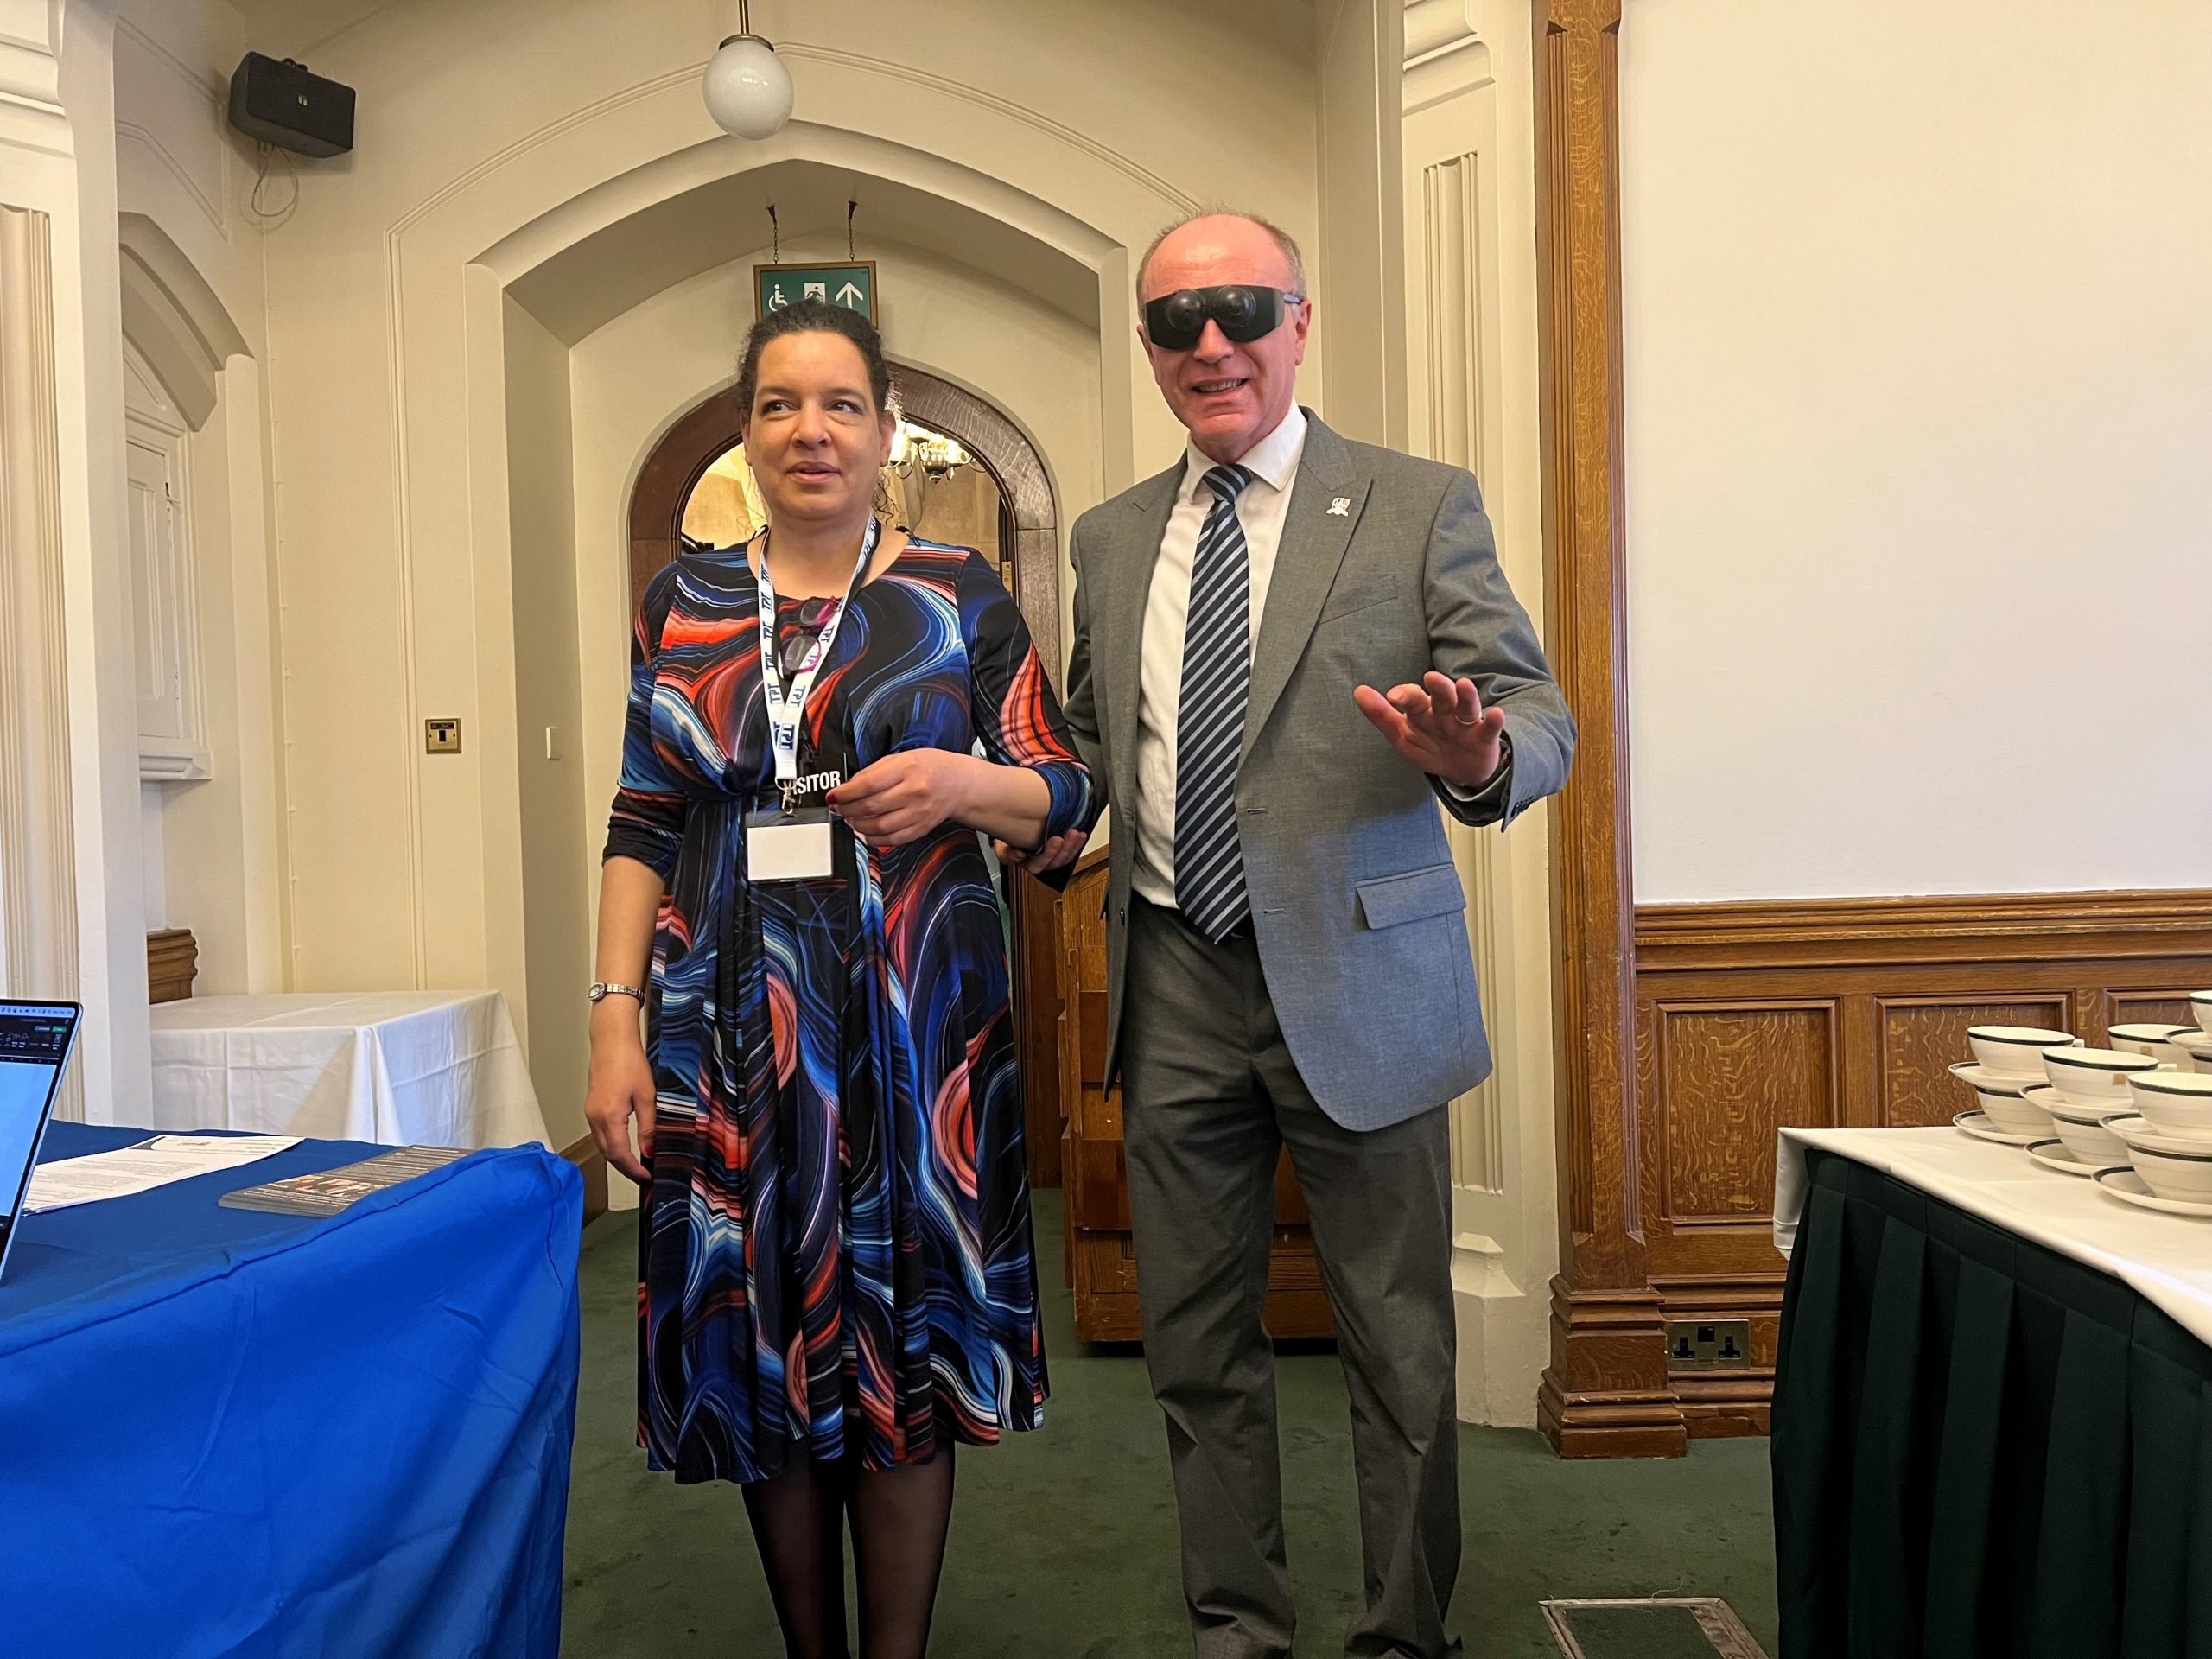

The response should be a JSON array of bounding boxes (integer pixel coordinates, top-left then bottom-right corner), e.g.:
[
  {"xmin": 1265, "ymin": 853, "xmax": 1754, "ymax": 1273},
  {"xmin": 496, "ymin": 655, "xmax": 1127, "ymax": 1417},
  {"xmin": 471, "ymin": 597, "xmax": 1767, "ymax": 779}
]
[{"xmin": 745, "ymin": 806, "xmax": 835, "ymax": 882}]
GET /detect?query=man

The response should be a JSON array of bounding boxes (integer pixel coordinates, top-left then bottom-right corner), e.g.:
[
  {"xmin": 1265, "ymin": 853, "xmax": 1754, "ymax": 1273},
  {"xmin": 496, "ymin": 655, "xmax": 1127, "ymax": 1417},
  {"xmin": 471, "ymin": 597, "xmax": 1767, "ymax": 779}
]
[{"xmin": 1008, "ymin": 213, "xmax": 1573, "ymax": 1659}]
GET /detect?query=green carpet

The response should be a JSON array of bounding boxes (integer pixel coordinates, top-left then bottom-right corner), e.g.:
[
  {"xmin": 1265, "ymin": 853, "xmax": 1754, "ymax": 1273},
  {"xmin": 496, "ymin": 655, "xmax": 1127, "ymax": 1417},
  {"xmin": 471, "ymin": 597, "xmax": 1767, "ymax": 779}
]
[{"xmin": 561, "ymin": 1191, "xmax": 1778, "ymax": 1657}]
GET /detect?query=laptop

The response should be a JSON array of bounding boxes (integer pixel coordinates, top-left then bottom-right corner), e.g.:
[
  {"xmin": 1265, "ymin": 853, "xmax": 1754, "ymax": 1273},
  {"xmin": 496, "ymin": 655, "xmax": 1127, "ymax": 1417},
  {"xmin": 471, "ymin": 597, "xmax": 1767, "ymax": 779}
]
[{"xmin": 0, "ymin": 1000, "xmax": 81, "ymax": 1284}]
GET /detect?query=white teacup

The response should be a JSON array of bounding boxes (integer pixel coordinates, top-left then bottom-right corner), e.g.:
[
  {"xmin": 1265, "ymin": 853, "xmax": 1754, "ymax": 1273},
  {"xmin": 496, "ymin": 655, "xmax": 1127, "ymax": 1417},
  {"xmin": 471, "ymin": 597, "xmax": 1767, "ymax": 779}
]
[
  {"xmin": 2111, "ymin": 1117, "xmax": 2212, "ymax": 1202},
  {"xmin": 1949, "ymin": 1064, "xmax": 2055, "ymax": 1136},
  {"xmin": 1967, "ymin": 1025, "xmax": 2080, "ymax": 1077},
  {"xmin": 2172, "ymin": 1029, "xmax": 2212, "ymax": 1075},
  {"xmin": 2042, "ymin": 1046, "xmax": 2160, "ymax": 1103},
  {"xmin": 2024, "ymin": 1087, "xmax": 2130, "ymax": 1163},
  {"xmin": 2123, "ymin": 1070, "xmax": 2212, "ymax": 1141},
  {"xmin": 2108, "ymin": 1023, "xmax": 2196, "ymax": 1065},
  {"xmin": 2190, "ymin": 991, "xmax": 2212, "ymax": 1035}
]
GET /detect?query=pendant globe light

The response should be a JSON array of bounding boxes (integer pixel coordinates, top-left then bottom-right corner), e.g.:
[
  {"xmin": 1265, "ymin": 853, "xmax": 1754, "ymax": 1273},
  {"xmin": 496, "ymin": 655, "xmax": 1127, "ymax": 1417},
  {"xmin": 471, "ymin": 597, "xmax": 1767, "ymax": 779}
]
[{"xmin": 703, "ymin": 1, "xmax": 793, "ymax": 141}]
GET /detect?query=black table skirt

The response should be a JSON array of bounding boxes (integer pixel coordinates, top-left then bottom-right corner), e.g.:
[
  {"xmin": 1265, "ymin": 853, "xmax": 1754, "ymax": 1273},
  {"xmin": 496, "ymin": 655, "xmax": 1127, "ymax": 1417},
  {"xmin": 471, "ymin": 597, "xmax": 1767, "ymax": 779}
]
[{"xmin": 1772, "ymin": 1149, "xmax": 2212, "ymax": 1659}]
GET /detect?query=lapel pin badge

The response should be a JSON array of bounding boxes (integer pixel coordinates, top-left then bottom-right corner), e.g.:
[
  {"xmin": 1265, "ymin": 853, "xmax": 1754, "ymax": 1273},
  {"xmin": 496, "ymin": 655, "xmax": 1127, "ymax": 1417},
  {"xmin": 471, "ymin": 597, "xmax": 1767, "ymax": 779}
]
[{"xmin": 1327, "ymin": 496, "xmax": 1351, "ymax": 517}]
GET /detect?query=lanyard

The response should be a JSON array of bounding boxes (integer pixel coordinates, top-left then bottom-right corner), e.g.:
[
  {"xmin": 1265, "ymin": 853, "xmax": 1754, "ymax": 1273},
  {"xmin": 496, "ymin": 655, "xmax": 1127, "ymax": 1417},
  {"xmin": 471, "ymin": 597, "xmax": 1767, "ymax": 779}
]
[{"xmin": 757, "ymin": 516, "xmax": 878, "ymax": 804}]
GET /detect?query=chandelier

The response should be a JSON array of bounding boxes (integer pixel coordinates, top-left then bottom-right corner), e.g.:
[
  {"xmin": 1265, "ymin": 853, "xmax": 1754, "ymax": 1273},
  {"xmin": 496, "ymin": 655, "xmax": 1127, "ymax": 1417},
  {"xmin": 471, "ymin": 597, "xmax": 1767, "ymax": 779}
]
[{"xmin": 887, "ymin": 420, "xmax": 970, "ymax": 483}]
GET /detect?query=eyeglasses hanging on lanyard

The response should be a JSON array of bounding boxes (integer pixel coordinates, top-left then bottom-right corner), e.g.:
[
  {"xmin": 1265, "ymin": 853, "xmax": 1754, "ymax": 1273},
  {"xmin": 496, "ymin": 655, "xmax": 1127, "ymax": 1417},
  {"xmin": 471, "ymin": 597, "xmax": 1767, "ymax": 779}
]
[
  {"xmin": 756, "ymin": 516, "xmax": 880, "ymax": 815},
  {"xmin": 777, "ymin": 598, "xmax": 839, "ymax": 682}
]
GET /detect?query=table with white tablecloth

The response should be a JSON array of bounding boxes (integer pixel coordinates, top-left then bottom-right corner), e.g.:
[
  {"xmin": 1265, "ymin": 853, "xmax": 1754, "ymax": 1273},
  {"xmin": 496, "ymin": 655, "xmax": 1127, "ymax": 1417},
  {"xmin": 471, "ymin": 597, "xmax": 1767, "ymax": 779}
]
[
  {"xmin": 1775, "ymin": 1125, "xmax": 2212, "ymax": 1344},
  {"xmin": 1770, "ymin": 1125, "xmax": 2212, "ymax": 1658},
  {"xmin": 145, "ymin": 991, "xmax": 550, "ymax": 1148}
]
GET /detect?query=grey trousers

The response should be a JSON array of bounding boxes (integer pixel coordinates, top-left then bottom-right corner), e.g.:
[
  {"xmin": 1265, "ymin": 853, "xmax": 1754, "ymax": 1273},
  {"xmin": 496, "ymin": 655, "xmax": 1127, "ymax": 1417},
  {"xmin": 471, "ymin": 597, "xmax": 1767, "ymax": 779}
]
[{"xmin": 1121, "ymin": 896, "xmax": 1464, "ymax": 1659}]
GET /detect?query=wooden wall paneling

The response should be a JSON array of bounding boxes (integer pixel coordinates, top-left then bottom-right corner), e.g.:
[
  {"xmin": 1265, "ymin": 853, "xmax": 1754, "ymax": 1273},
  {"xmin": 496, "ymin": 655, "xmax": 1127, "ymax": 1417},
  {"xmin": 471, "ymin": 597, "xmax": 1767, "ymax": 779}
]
[
  {"xmin": 1531, "ymin": 0, "xmax": 1685, "ymax": 1458},
  {"xmin": 1630, "ymin": 891, "xmax": 2212, "ymax": 1440},
  {"xmin": 1653, "ymin": 1000, "xmax": 1837, "ymax": 1230},
  {"xmin": 2106, "ymin": 989, "xmax": 2202, "ymax": 1032},
  {"xmin": 1634, "ymin": 891, "xmax": 2212, "ymax": 968},
  {"xmin": 1874, "ymin": 994, "xmax": 2072, "ymax": 1127}
]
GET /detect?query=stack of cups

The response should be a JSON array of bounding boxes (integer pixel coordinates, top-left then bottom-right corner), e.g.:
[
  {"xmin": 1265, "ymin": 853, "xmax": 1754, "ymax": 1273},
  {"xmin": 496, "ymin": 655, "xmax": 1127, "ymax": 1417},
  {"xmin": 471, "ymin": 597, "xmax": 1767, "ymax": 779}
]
[{"xmin": 1948, "ymin": 1026, "xmax": 2083, "ymax": 1140}]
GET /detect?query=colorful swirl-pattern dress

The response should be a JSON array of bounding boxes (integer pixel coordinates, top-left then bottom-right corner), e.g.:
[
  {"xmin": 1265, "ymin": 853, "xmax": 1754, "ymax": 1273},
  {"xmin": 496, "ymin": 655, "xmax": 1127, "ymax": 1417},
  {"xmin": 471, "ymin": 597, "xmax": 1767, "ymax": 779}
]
[{"xmin": 602, "ymin": 535, "xmax": 1094, "ymax": 1484}]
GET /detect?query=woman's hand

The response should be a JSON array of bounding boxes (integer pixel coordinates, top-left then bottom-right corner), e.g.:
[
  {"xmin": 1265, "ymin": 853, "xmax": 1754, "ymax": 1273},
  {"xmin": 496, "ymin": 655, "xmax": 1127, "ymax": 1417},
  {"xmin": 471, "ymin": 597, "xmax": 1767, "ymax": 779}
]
[
  {"xmin": 828, "ymin": 750, "xmax": 976, "ymax": 847},
  {"xmin": 585, "ymin": 1005, "xmax": 657, "ymax": 1185},
  {"xmin": 995, "ymin": 828, "xmax": 1089, "ymax": 874}
]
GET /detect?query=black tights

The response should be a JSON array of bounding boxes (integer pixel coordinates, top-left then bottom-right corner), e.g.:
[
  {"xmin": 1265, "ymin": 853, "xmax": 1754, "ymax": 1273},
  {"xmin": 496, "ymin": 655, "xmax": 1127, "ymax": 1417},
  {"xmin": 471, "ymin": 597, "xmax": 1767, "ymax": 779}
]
[{"xmin": 740, "ymin": 1445, "xmax": 957, "ymax": 1659}]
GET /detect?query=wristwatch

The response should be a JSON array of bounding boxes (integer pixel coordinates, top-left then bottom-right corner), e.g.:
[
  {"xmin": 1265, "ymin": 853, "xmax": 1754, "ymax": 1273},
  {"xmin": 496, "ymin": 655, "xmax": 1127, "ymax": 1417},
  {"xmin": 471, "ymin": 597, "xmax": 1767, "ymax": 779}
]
[{"xmin": 588, "ymin": 982, "xmax": 644, "ymax": 1004}]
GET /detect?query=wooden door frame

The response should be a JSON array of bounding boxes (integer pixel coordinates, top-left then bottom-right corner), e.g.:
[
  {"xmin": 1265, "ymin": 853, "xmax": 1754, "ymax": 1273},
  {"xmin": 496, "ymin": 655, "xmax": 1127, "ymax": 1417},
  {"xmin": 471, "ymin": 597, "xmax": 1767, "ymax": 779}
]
[
  {"xmin": 625, "ymin": 364, "xmax": 1070, "ymax": 1185},
  {"xmin": 1529, "ymin": 0, "xmax": 1686, "ymax": 1456}
]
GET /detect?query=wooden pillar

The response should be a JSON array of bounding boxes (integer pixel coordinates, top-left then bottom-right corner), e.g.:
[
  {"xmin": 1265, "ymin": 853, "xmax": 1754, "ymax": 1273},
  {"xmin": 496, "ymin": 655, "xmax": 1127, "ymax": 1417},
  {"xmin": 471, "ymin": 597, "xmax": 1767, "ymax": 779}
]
[{"xmin": 1531, "ymin": 0, "xmax": 1684, "ymax": 1458}]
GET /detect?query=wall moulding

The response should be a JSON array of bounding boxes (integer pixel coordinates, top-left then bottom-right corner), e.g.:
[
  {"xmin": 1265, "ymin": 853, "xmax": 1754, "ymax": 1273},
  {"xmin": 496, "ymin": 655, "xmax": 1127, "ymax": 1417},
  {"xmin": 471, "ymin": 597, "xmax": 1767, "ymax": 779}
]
[
  {"xmin": 1637, "ymin": 888, "xmax": 2212, "ymax": 966},
  {"xmin": 0, "ymin": 204, "xmax": 84, "ymax": 1115}
]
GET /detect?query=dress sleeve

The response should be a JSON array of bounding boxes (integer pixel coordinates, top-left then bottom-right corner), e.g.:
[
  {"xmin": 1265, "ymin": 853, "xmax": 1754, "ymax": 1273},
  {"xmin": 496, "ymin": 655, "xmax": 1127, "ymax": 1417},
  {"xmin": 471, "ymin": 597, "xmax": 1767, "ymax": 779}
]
[
  {"xmin": 601, "ymin": 562, "xmax": 689, "ymax": 881},
  {"xmin": 959, "ymin": 550, "xmax": 1097, "ymax": 849}
]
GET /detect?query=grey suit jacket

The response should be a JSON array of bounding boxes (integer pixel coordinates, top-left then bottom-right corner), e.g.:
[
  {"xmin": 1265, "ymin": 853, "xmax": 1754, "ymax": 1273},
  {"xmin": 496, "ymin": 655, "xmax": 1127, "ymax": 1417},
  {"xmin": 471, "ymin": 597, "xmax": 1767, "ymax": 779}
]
[{"xmin": 1061, "ymin": 412, "xmax": 1575, "ymax": 1130}]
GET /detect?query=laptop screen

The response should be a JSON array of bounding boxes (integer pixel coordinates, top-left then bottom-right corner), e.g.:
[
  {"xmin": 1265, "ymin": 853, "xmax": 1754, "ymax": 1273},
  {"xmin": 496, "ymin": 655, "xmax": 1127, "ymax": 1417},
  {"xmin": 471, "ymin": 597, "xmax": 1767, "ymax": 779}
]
[{"xmin": 0, "ymin": 1001, "xmax": 79, "ymax": 1276}]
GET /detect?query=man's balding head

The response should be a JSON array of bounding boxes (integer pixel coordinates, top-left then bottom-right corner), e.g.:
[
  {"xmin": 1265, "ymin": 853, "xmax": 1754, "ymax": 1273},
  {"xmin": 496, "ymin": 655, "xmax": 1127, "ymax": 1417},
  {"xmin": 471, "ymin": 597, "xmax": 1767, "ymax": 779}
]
[
  {"xmin": 1137, "ymin": 213, "xmax": 1306, "ymax": 303},
  {"xmin": 1135, "ymin": 213, "xmax": 1313, "ymax": 465}
]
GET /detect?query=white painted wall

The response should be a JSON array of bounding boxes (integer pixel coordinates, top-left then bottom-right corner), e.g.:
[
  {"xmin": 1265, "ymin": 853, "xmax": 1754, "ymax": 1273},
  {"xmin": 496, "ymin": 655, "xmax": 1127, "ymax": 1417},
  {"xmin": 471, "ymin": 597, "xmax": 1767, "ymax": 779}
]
[{"xmin": 1621, "ymin": 0, "xmax": 2212, "ymax": 903}]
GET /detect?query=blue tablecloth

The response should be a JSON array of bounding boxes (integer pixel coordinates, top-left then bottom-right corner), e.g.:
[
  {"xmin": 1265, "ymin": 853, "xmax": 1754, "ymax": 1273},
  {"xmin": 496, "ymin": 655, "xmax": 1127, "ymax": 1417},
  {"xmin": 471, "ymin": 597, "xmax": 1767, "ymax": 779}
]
[{"xmin": 0, "ymin": 1123, "xmax": 582, "ymax": 1658}]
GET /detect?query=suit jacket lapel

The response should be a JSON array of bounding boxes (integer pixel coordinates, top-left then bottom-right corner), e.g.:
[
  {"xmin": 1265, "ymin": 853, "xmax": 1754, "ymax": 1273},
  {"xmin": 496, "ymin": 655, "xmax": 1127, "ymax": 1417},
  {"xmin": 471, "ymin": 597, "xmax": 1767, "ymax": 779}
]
[
  {"xmin": 1244, "ymin": 416, "xmax": 1369, "ymax": 760},
  {"xmin": 1105, "ymin": 463, "xmax": 1182, "ymax": 810}
]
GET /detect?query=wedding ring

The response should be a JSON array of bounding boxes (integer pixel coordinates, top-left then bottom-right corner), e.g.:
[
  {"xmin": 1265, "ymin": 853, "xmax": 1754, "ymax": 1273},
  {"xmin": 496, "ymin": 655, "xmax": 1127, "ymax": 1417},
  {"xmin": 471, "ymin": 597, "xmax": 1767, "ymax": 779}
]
[{"xmin": 1452, "ymin": 713, "xmax": 1479, "ymax": 727}]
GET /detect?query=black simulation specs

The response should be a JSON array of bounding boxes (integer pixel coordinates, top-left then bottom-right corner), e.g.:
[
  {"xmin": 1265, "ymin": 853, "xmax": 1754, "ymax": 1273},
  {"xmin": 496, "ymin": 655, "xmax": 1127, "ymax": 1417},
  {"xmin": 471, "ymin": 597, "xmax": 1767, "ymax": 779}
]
[
  {"xmin": 776, "ymin": 597, "xmax": 839, "ymax": 683},
  {"xmin": 1141, "ymin": 284, "xmax": 1304, "ymax": 351}
]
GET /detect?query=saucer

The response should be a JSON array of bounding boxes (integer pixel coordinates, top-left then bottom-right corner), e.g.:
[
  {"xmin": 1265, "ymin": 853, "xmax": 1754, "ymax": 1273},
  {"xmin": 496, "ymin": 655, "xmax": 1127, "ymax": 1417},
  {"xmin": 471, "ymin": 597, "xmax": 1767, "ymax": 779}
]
[
  {"xmin": 1948, "ymin": 1061, "xmax": 2039, "ymax": 1094},
  {"xmin": 2025, "ymin": 1139, "xmax": 2101, "ymax": 1177},
  {"xmin": 1955, "ymin": 1109, "xmax": 2040, "ymax": 1147},
  {"xmin": 2093, "ymin": 1166, "xmax": 2212, "ymax": 1218}
]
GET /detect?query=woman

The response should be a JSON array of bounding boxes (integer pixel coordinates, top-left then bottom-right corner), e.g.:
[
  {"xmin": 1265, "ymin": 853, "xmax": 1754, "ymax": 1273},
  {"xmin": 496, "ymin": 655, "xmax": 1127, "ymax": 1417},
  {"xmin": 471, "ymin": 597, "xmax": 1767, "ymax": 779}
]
[{"xmin": 587, "ymin": 300, "xmax": 1093, "ymax": 1659}]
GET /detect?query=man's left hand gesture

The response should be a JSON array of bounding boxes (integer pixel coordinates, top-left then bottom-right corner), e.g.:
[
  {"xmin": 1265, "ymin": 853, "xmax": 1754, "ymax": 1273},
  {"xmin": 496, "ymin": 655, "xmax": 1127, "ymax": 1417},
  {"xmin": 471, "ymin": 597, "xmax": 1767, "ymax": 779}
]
[{"xmin": 1353, "ymin": 671, "xmax": 1506, "ymax": 791}]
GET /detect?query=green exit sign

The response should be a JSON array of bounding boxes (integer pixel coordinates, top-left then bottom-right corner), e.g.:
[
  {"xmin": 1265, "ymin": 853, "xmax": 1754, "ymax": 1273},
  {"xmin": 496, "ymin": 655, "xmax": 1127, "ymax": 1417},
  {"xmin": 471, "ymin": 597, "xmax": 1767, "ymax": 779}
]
[{"xmin": 755, "ymin": 261, "xmax": 878, "ymax": 325}]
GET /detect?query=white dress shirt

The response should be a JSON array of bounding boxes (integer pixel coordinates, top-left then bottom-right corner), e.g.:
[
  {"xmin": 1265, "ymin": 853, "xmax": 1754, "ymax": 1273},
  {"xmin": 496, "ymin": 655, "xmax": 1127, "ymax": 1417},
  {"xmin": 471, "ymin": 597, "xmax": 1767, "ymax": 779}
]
[{"xmin": 1130, "ymin": 407, "xmax": 1308, "ymax": 908}]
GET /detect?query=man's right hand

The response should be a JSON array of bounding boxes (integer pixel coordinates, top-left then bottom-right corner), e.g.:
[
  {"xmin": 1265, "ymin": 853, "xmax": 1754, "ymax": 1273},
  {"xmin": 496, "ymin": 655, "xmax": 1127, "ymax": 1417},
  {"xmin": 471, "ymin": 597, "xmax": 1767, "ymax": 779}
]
[{"xmin": 995, "ymin": 828, "xmax": 1089, "ymax": 874}]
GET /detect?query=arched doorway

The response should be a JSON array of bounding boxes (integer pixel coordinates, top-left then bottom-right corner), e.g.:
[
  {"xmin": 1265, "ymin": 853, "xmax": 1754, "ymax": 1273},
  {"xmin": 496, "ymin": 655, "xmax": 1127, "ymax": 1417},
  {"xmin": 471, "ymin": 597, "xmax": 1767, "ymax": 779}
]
[{"xmin": 625, "ymin": 365, "xmax": 1069, "ymax": 1185}]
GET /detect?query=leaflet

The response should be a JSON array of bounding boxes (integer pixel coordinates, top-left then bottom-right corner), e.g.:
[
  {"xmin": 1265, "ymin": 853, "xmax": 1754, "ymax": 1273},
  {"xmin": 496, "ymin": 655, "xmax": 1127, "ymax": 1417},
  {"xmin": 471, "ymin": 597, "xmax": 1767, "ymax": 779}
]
[
  {"xmin": 219, "ymin": 1144, "xmax": 468, "ymax": 1217},
  {"xmin": 24, "ymin": 1134, "xmax": 301, "ymax": 1213}
]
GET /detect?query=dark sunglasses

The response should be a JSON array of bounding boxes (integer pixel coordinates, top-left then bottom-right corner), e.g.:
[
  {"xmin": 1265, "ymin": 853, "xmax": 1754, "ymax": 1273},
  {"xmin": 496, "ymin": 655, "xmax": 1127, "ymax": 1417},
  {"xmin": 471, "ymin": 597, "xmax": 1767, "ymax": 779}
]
[{"xmin": 1142, "ymin": 285, "xmax": 1303, "ymax": 351}]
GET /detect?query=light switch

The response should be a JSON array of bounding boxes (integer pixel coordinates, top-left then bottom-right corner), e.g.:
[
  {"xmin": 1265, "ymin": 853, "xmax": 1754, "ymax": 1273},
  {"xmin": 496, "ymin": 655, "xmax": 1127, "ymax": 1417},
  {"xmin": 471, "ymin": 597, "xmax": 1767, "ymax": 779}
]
[
  {"xmin": 545, "ymin": 726, "xmax": 563, "ymax": 761},
  {"xmin": 424, "ymin": 719, "xmax": 461, "ymax": 754}
]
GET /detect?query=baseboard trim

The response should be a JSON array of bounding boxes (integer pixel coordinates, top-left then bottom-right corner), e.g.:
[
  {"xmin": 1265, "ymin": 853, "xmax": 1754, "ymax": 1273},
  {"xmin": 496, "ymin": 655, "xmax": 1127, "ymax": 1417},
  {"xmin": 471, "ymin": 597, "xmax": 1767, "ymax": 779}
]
[{"xmin": 560, "ymin": 1133, "xmax": 608, "ymax": 1225}]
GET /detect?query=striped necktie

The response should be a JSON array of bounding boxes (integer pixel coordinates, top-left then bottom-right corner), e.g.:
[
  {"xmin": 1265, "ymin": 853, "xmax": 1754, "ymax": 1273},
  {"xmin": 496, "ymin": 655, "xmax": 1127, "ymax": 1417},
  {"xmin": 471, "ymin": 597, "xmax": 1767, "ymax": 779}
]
[{"xmin": 1174, "ymin": 463, "xmax": 1255, "ymax": 943}]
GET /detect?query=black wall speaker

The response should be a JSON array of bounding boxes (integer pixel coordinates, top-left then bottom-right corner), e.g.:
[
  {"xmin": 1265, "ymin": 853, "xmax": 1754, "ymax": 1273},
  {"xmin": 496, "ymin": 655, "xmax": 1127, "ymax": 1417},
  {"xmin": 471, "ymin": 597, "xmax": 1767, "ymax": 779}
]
[{"xmin": 227, "ymin": 53, "xmax": 354, "ymax": 158}]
